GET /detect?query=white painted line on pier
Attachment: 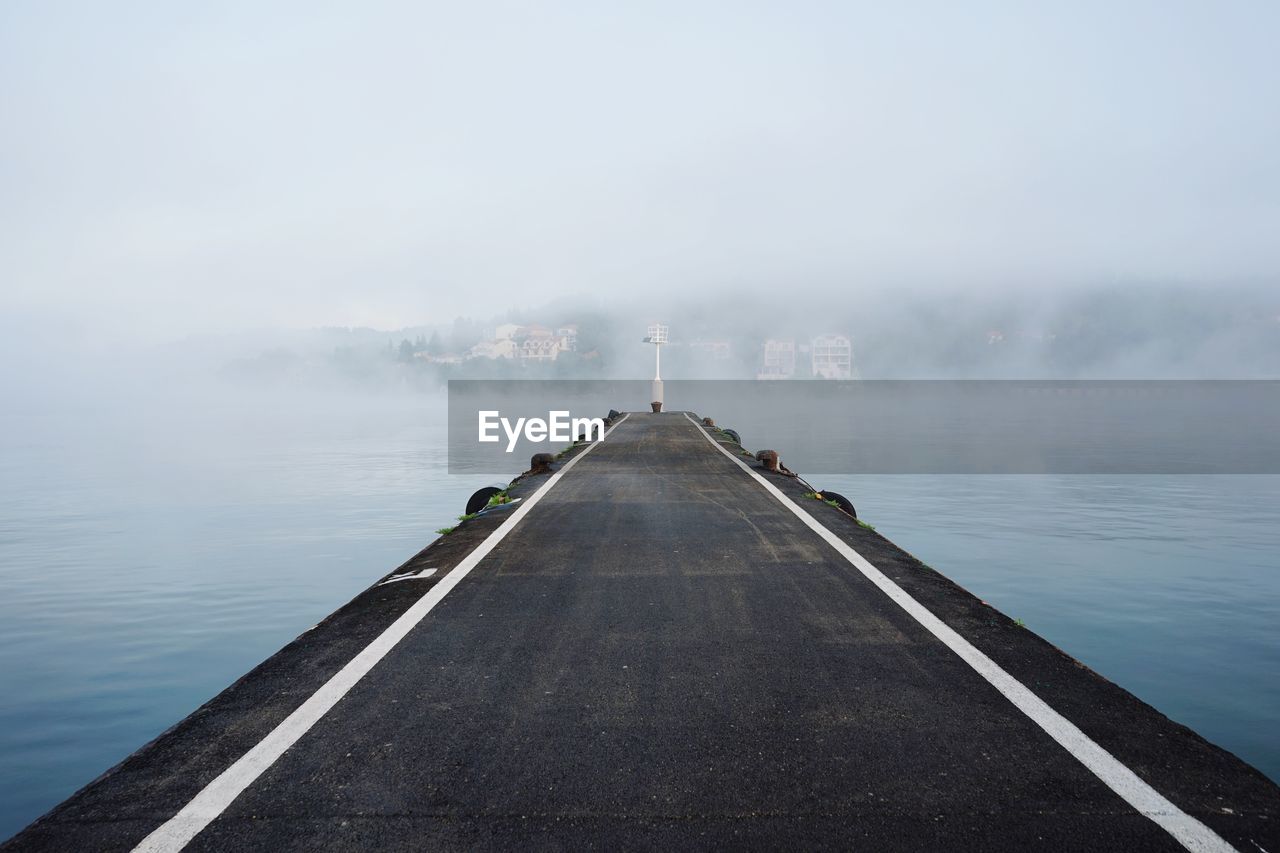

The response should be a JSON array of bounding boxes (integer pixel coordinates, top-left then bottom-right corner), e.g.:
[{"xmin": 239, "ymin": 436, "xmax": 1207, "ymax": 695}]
[
  {"xmin": 377, "ymin": 567, "xmax": 438, "ymax": 586},
  {"xmin": 684, "ymin": 414, "xmax": 1235, "ymax": 853},
  {"xmin": 132, "ymin": 415, "xmax": 630, "ymax": 853}
]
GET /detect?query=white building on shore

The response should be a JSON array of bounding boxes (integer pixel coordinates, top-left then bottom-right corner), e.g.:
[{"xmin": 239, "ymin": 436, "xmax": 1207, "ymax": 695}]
[
  {"xmin": 556, "ymin": 325, "xmax": 578, "ymax": 352},
  {"xmin": 810, "ymin": 334, "xmax": 853, "ymax": 379},
  {"xmin": 757, "ymin": 339, "xmax": 797, "ymax": 379},
  {"xmin": 467, "ymin": 338, "xmax": 518, "ymax": 360},
  {"xmin": 466, "ymin": 321, "xmax": 579, "ymax": 362}
]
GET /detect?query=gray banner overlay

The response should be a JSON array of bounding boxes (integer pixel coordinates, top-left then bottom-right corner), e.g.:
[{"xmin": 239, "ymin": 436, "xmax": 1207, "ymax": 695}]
[{"xmin": 447, "ymin": 380, "xmax": 1280, "ymax": 475}]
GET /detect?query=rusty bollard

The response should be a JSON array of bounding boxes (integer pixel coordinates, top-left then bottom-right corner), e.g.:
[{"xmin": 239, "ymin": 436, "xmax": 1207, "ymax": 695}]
[
  {"xmin": 755, "ymin": 449, "xmax": 780, "ymax": 472},
  {"xmin": 702, "ymin": 417, "xmax": 715, "ymax": 427},
  {"xmin": 529, "ymin": 452, "xmax": 556, "ymax": 475},
  {"xmin": 651, "ymin": 401, "xmax": 662, "ymax": 413}
]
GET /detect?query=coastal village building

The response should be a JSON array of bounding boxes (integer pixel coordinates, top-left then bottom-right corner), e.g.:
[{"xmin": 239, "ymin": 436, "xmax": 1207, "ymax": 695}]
[
  {"xmin": 467, "ymin": 322, "xmax": 578, "ymax": 362},
  {"xmin": 757, "ymin": 339, "xmax": 797, "ymax": 379},
  {"xmin": 520, "ymin": 336, "xmax": 563, "ymax": 362},
  {"xmin": 811, "ymin": 334, "xmax": 853, "ymax": 379},
  {"xmin": 467, "ymin": 338, "xmax": 518, "ymax": 360},
  {"xmin": 755, "ymin": 335, "xmax": 854, "ymax": 379},
  {"xmin": 556, "ymin": 325, "xmax": 578, "ymax": 352},
  {"xmin": 413, "ymin": 351, "xmax": 464, "ymax": 365}
]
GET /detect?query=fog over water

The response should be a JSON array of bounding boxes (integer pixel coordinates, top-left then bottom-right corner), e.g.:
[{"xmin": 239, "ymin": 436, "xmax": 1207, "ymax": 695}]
[
  {"xmin": 2, "ymin": 0, "xmax": 1279, "ymax": 841},
  {"xmin": 3, "ymin": 2, "xmax": 1279, "ymax": 337}
]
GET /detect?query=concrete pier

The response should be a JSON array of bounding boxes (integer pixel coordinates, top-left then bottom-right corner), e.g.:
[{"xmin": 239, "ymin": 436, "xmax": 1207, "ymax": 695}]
[{"xmin": 5, "ymin": 413, "xmax": 1278, "ymax": 852}]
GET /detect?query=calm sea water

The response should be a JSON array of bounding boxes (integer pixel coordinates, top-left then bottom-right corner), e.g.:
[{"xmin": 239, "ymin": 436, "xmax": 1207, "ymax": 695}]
[{"xmin": 1, "ymin": 388, "xmax": 1277, "ymax": 839}]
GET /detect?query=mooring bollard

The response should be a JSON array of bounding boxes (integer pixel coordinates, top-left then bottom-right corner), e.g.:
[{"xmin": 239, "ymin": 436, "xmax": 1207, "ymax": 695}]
[
  {"xmin": 651, "ymin": 401, "xmax": 662, "ymax": 413},
  {"xmin": 702, "ymin": 417, "xmax": 715, "ymax": 427},
  {"xmin": 529, "ymin": 452, "xmax": 555, "ymax": 474},
  {"xmin": 755, "ymin": 449, "xmax": 780, "ymax": 472}
]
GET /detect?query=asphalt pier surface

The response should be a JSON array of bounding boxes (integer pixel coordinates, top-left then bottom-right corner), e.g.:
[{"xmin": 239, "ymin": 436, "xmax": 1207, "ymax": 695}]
[{"xmin": 6, "ymin": 413, "xmax": 1278, "ymax": 852}]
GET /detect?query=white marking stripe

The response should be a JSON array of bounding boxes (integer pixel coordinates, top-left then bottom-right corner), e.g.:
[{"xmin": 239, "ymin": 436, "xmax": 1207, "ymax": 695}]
[
  {"xmin": 684, "ymin": 414, "xmax": 1235, "ymax": 853},
  {"xmin": 377, "ymin": 567, "xmax": 437, "ymax": 586},
  {"xmin": 132, "ymin": 415, "xmax": 629, "ymax": 853}
]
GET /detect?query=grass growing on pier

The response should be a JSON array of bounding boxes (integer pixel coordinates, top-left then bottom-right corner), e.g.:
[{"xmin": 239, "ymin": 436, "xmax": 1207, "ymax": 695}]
[
  {"xmin": 1014, "ymin": 618, "xmax": 1027, "ymax": 628},
  {"xmin": 856, "ymin": 519, "xmax": 876, "ymax": 531},
  {"xmin": 457, "ymin": 513, "xmax": 478, "ymax": 522},
  {"xmin": 486, "ymin": 490, "xmax": 512, "ymax": 508},
  {"xmin": 435, "ymin": 526, "xmax": 456, "ymax": 536}
]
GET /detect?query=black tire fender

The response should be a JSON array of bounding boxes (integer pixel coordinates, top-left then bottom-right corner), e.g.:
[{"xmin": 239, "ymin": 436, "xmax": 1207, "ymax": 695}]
[
  {"xmin": 466, "ymin": 486, "xmax": 505, "ymax": 516},
  {"xmin": 820, "ymin": 490, "xmax": 857, "ymax": 519}
]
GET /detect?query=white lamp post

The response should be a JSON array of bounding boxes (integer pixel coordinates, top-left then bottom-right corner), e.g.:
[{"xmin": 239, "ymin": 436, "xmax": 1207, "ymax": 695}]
[{"xmin": 643, "ymin": 323, "xmax": 668, "ymax": 411}]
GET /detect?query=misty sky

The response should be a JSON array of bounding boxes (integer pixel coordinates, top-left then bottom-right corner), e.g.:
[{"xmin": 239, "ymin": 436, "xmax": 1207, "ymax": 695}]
[{"xmin": 2, "ymin": 1, "xmax": 1277, "ymax": 340}]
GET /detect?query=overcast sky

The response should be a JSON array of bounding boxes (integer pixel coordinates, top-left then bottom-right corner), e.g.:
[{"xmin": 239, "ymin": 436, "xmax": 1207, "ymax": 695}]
[{"xmin": 2, "ymin": 1, "xmax": 1277, "ymax": 340}]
